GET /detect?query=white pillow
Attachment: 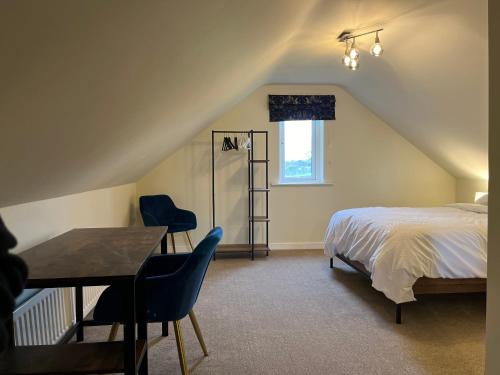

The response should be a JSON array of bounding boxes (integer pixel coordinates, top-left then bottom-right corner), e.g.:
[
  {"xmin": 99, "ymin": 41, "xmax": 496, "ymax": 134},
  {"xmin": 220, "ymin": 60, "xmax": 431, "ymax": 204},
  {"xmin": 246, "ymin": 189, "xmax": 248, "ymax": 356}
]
[{"xmin": 475, "ymin": 193, "xmax": 488, "ymax": 205}]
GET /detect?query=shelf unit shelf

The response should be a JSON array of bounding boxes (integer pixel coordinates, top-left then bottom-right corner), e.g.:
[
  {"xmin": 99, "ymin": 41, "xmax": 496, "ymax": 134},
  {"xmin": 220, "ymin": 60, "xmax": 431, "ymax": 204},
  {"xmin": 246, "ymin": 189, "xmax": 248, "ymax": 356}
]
[
  {"xmin": 249, "ymin": 216, "xmax": 270, "ymax": 222},
  {"xmin": 217, "ymin": 244, "xmax": 270, "ymax": 253},
  {"xmin": 249, "ymin": 159, "xmax": 270, "ymax": 163},
  {"xmin": 212, "ymin": 130, "xmax": 270, "ymax": 260}
]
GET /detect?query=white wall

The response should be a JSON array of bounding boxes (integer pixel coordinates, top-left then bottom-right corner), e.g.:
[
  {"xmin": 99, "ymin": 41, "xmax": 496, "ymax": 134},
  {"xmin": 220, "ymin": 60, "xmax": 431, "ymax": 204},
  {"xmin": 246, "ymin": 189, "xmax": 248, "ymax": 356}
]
[
  {"xmin": 137, "ymin": 84, "xmax": 456, "ymax": 248},
  {"xmin": 0, "ymin": 183, "xmax": 137, "ymax": 253},
  {"xmin": 456, "ymin": 178, "xmax": 489, "ymax": 203}
]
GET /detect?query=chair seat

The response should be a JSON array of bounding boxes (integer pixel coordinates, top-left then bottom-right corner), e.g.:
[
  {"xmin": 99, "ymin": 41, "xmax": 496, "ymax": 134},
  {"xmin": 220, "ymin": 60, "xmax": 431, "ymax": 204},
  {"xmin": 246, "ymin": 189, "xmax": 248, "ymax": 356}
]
[
  {"xmin": 94, "ymin": 254, "xmax": 191, "ymax": 323},
  {"xmin": 167, "ymin": 208, "xmax": 197, "ymax": 233},
  {"xmin": 94, "ymin": 285, "xmax": 164, "ymax": 323}
]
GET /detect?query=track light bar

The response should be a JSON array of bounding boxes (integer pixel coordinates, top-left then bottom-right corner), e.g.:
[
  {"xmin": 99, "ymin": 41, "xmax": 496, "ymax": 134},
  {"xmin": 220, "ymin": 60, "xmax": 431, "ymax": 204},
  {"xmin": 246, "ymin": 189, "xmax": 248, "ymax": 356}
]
[{"xmin": 337, "ymin": 28, "xmax": 383, "ymax": 42}]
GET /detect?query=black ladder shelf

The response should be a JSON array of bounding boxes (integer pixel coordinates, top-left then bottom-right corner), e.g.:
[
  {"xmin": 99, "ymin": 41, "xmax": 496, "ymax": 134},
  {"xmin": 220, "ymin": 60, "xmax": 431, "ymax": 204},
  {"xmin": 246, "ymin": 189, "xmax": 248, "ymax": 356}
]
[{"xmin": 211, "ymin": 130, "xmax": 270, "ymax": 260}]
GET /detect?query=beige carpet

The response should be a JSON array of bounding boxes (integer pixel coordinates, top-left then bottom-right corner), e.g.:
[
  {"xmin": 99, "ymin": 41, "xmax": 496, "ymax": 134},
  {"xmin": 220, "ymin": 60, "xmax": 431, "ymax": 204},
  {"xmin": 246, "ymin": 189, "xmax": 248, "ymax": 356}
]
[{"xmin": 84, "ymin": 250, "xmax": 485, "ymax": 375}]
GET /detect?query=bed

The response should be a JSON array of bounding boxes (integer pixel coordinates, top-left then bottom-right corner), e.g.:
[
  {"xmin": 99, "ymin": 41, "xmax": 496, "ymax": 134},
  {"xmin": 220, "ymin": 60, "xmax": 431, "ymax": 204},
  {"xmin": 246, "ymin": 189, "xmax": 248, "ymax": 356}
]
[{"xmin": 324, "ymin": 203, "xmax": 487, "ymax": 323}]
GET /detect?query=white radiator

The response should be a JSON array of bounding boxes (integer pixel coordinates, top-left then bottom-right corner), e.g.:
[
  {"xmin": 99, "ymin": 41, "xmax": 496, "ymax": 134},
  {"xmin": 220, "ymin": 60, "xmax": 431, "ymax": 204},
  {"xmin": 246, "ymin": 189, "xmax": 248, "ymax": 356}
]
[
  {"xmin": 82, "ymin": 286, "xmax": 107, "ymax": 317},
  {"xmin": 12, "ymin": 286, "xmax": 106, "ymax": 346}
]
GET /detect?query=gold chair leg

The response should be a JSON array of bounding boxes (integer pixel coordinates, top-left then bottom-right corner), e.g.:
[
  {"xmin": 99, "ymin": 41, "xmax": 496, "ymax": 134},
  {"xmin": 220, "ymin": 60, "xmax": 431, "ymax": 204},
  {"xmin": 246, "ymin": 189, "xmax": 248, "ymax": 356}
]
[
  {"xmin": 188, "ymin": 310, "xmax": 208, "ymax": 356},
  {"xmin": 173, "ymin": 320, "xmax": 189, "ymax": 375},
  {"xmin": 108, "ymin": 322, "xmax": 120, "ymax": 342},
  {"xmin": 185, "ymin": 232, "xmax": 194, "ymax": 251},
  {"xmin": 170, "ymin": 233, "xmax": 177, "ymax": 254}
]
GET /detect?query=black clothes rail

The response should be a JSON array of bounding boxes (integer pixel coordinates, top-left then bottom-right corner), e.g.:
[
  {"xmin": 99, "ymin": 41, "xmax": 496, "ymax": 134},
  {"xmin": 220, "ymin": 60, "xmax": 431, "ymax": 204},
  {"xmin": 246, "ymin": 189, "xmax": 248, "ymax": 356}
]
[{"xmin": 211, "ymin": 130, "xmax": 270, "ymax": 260}]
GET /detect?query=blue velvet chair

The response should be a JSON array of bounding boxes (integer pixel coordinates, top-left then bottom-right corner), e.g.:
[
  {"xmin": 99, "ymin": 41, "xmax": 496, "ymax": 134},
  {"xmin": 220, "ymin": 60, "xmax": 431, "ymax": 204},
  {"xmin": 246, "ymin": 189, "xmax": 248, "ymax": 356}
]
[
  {"xmin": 140, "ymin": 195, "xmax": 197, "ymax": 253},
  {"xmin": 93, "ymin": 227, "xmax": 223, "ymax": 375}
]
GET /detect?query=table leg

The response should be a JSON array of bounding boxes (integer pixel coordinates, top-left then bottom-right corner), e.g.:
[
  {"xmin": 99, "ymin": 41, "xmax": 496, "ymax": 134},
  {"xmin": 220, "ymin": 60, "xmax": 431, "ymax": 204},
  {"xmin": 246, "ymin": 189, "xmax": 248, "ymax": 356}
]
[
  {"xmin": 161, "ymin": 234, "xmax": 167, "ymax": 254},
  {"xmin": 124, "ymin": 280, "xmax": 137, "ymax": 375},
  {"xmin": 75, "ymin": 286, "xmax": 84, "ymax": 342},
  {"xmin": 160, "ymin": 233, "xmax": 169, "ymax": 337},
  {"xmin": 137, "ymin": 276, "xmax": 148, "ymax": 375},
  {"xmin": 6, "ymin": 313, "xmax": 15, "ymax": 347}
]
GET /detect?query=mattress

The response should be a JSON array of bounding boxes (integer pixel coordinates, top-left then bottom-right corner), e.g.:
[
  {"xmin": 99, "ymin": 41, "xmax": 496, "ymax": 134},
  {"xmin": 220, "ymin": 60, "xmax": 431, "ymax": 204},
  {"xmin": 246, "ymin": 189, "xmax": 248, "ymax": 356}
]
[{"xmin": 324, "ymin": 204, "xmax": 487, "ymax": 303}]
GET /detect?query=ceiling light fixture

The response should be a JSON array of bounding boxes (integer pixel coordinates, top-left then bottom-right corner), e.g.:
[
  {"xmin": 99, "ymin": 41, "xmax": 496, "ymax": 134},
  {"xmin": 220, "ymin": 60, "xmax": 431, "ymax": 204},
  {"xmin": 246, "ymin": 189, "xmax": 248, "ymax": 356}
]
[
  {"xmin": 370, "ymin": 31, "xmax": 383, "ymax": 57},
  {"xmin": 337, "ymin": 28, "xmax": 384, "ymax": 71}
]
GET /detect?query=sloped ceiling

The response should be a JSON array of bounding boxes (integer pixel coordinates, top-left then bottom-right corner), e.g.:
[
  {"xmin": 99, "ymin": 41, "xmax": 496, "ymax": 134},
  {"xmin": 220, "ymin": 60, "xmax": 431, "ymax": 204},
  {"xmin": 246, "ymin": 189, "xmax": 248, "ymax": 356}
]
[{"xmin": 0, "ymin": 0, "xmax": 487, "ymax": 207}]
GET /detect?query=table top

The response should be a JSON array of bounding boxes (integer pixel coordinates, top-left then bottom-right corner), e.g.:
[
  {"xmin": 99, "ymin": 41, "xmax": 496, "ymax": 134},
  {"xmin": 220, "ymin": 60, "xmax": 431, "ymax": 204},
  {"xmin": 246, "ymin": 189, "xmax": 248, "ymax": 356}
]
[{"xmin": 19, "ymin": 226, "xmax": 168, "ymax": 288}]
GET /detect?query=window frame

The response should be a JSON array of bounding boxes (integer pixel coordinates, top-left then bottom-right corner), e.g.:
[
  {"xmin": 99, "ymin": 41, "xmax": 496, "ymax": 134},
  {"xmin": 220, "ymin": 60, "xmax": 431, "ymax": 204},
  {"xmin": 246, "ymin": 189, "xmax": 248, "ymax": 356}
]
[{"xmin": 278, "ymin": 120, "xmax": 324, "ymax": 184}]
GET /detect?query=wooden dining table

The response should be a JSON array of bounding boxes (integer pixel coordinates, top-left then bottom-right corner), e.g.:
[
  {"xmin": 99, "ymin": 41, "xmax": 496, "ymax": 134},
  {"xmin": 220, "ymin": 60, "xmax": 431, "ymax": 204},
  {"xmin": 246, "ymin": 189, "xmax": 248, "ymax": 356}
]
[{"xmin": 0, "ymin": 226, "xmax": 168, "ymax": 375}]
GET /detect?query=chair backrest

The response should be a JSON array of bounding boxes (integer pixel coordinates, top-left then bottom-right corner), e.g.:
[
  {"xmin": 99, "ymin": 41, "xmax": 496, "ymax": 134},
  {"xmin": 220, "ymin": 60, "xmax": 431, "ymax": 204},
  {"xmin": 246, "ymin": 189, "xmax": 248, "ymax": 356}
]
[
  {"xmin": 146, "ymin": 227, "xmax": 223, "ymax": 322},
  {"xmin": 139, "ymin": 195, "xmax": 177, "ymax": 226},
  {"xmin": 206, "ymin": 226, "xmax": 220, "ymax": 238}
]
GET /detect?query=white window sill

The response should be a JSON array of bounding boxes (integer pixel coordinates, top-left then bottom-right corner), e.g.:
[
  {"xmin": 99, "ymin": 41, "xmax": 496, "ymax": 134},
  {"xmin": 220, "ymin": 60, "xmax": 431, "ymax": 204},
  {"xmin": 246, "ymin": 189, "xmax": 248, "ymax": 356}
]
[{"xmin": 271, "ymin": 182, "xmax": 333, "ymax": 187}]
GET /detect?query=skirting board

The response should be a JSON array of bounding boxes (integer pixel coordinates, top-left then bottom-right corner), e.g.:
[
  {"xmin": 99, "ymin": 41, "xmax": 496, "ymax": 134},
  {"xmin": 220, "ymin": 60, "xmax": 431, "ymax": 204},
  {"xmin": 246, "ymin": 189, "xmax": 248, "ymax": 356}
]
[
  {"xmin": 270, "ymin": 242, "xmax": 324, "ymax": 250},
  {"xmin": 167, "ymin": 242, "xmax": 325, "ymax": 252}
]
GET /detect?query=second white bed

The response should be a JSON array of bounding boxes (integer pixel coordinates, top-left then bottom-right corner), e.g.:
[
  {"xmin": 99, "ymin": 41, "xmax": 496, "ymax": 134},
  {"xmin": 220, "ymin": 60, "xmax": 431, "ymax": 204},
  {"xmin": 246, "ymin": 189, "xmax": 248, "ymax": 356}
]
[{"xmin": 324, "ymin": 204, "xmax": 487, "ymax": 304}]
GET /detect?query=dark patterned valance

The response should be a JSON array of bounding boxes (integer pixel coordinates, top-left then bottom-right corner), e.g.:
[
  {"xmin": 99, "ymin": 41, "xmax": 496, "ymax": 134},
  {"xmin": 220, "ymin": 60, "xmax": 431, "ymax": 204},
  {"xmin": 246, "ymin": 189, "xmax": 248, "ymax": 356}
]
[{"xmin": 268, "ymin": 95, "xmax": 336, "ymax": 122}]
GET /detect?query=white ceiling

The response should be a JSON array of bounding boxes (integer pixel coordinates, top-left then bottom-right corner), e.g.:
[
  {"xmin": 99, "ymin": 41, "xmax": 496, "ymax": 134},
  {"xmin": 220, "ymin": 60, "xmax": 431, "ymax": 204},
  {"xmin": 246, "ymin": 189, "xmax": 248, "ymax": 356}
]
[{"xmin": 0, "ymin": 0, "xmax": 488, "ymax": 207}]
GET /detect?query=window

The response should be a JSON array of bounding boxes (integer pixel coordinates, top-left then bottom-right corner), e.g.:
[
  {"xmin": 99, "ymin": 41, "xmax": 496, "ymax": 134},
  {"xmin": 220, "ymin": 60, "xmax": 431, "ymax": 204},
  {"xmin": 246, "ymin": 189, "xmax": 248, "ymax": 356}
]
[{"xmin": 279, "ymin": 120, "xmax": 324, "ymax": 184}]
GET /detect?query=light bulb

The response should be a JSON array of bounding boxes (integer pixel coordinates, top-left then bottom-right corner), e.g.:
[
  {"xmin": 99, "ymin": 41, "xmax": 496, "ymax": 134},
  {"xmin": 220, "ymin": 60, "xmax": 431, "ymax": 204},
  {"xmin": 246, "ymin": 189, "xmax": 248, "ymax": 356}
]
[
  {"xmin": 348, "ymin": 38, "xmax": 359, "ymax": 59},
  {"xmin": 342, "ymin": 40, "xmax": 351, "ymax": 66},
  {"xmin": 370, "ymin": 43, "xmax": 383, "ymax": 56},
  {"xmin": 370, "ymin": 32, "xmax": 383, "ymax": 57},
  {"xmin": 349, "ymin": 57, "xmax": 359, "ymax": 70},
  {"xmin": 343, "ymin": 54, "xmax": 351, "ymax": 66}
]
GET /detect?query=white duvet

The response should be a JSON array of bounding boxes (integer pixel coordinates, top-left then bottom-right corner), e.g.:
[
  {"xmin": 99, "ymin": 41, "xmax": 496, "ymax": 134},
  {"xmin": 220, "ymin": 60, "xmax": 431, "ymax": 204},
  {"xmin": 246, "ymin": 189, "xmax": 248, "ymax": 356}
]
[{"xmin": 324, "ymin": 204, "xmax": 487, "ymax": 304}]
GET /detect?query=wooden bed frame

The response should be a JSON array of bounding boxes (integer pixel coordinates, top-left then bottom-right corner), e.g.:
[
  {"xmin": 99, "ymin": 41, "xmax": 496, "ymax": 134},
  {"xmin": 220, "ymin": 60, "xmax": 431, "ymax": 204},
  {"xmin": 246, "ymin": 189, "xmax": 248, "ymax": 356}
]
[{"xmin": 331, "ymin": 254, "xmax": 486, "ymax": 324}]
